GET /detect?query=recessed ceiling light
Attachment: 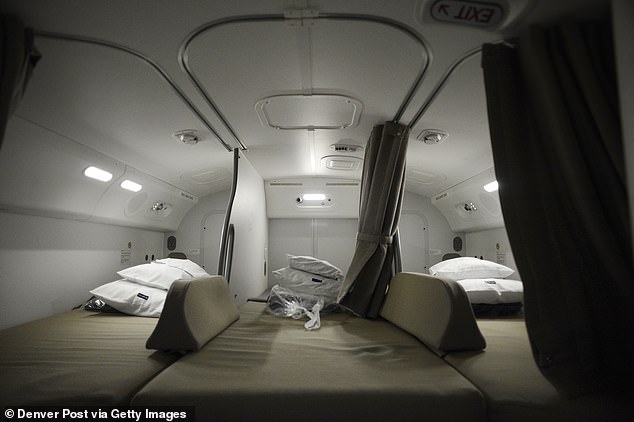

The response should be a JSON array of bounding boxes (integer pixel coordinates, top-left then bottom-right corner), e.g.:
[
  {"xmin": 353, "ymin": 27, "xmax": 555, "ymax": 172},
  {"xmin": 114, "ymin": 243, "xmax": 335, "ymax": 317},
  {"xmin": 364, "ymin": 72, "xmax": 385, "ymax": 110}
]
[
  {"xmin": 83, "ymin": 166, "xmax": 113, "ymax": 182},
  {"xmin": 484, "ymin": 181, "xmax": 499, "ymax": 192},
  {"xmin": 302, "ymin": 193, "xmax": 326, "ymax": 201},
  {"xmin": 120, "ymin": 180, "xmax": 142, "ymax": 192}
]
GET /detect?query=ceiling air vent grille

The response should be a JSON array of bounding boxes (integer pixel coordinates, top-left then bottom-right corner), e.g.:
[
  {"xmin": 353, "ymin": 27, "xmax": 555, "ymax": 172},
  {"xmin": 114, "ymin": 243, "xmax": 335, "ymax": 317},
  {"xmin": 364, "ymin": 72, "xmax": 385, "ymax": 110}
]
[
  {"xmin": 326, "ymin": 182, "xmax": 360, "ymax": 186},
  {"xmin": 330, "ymin": 144, "xmax": 363, "ymax": 153},
  {"xmin": 269, "ymin": 182, "xmax": 304, "ymax": 186},
  {"xmin": 417, "ymin": 129, "xmax": 448, "ymax": 145}
]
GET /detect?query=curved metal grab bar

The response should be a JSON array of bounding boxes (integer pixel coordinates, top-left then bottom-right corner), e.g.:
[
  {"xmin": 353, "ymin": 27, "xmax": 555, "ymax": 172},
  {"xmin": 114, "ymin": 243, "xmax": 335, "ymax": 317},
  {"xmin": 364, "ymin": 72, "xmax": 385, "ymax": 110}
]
[
  {"xmin": 223, "ymin": 224, "xmax": 235, "ymax": 283},
  {"xmin": 217, "ymin": 149, "xmax": 239, "ymax": 279}
]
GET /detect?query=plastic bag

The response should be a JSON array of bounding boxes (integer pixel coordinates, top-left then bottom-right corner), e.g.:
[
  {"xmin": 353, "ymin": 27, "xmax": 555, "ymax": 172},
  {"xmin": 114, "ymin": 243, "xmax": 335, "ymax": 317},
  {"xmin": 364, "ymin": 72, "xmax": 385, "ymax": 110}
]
[{"xmin": 266, "ymin": 284, "xmax": 327, "ymax": 330}]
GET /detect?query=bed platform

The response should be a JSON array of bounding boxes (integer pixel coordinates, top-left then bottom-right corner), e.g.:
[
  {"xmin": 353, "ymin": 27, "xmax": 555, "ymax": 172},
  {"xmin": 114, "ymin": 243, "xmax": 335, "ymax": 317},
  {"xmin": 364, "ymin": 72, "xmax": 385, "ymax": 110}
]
[
  {"xmin": 0, "ymin": 309, "xmax": 178, "ymax": 407},
  {"xmin": 1, "ymin": 273, "xmax": 631, "ymax": 421},
  {"xmin": 132, "ymin": 301, "xmax": 485, "ymax": 422},
  {"xmin": 445, "ymin": 319, "xmax": 634, "ymax": 421}
]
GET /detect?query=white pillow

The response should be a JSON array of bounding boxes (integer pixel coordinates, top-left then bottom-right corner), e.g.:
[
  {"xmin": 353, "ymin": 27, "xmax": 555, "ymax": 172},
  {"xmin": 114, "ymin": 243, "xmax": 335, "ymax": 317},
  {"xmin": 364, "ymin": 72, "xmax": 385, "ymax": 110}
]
[
  {"xmin": 272, "ymin": 267, "xmax": 342, "ymax": 299},
  {"xmin": 118, "ymin": 259, "xmax": 209, "ymax": 290},
  {"xmin": 429, "ymin": 257, "xmax": 514, "ymax": 281},
  {"xmin": 90, "ymin": 280, "xmax": 167, "ymax": 317},
  {"xmin": 456, "ymin": 278, "xmax": 523, "ymax": 304},
  {"xmin": 287, "ymin": 255, "xmax": 344, "ymax": 280},
  {"xmin": 154, "ymin": 258, "xmax": 209, "ymax": 278}
]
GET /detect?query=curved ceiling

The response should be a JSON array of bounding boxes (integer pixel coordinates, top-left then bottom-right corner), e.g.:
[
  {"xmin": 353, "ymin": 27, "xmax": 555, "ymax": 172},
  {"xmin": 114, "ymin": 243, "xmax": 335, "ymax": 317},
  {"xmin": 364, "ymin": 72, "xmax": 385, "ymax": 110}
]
[{"xmin": 0, "ymin": 0, "xmax": 611, "ymax": 199}]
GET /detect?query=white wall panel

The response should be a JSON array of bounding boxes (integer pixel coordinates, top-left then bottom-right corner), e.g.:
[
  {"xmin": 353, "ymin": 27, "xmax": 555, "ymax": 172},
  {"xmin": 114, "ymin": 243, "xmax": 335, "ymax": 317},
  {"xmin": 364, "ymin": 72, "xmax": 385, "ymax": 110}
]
[
  {"xmin": 268, "ymin": 218, "xmax": 357, "ymax": 285},
  {"xmin": 0, "ymin": 212, "xmax": 163, "ymax": 330},
  {"xmin": 268, "ymin": 219, "xmax": 314, "ymax": 278},
  {"xmin": 164, "ymin": 190, "xmax": 230, "ymax": 271},
  {"xmin": 202, "ymin": 213, "xmax": 225, "ymax": 276},
  {"xmin": 399, "ymin": 213, "xmax": 428, "ymax": 273},
  {"xmin": 0, "ymin": 117, "xmax": 199, "ymax": 231},
  {"xmin": 313, "ymin": 219, "xmax": 357, "ymax": 274},
  {"xmin": 268, "ymin": 191, "xmax": 460, "ymax": 282},
  {"xmin": 402, "ymin": 191, "xmax": 462, "ymax": 271},
  {"xmin": 465, "ymin": 228, "xmax": 520, "ymax": 279},
  {"xmin": 229, "ymin": 154, "xmax": 268, "ymax": 304},
  {"xmin": 431, "ymin": 167, "xmax": 504, "ymax": 232}
]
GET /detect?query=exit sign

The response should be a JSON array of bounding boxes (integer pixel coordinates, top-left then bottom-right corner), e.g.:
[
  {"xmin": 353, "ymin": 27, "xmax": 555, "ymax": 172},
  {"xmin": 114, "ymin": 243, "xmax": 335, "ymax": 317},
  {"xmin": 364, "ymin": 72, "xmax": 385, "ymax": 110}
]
[{"xmin": 430, "ymin": 0, "xmax": 505, "ymax": 28}]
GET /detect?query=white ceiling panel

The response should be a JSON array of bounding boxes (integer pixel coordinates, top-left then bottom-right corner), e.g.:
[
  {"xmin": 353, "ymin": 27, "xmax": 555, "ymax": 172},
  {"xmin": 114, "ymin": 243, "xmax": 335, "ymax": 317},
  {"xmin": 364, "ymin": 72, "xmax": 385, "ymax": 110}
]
[
  {"xmin": 406, "ymin": 53, "xmax": 493, "ymax": 197},
  {"xmin": 15, "ymin": 37, "xmax": 233, "ymax": 197},
  {"xmin": 185, "ymin": 17, "xmax": 428, "ymax": 180},
  {"xmin": 0, "ymin": 0, "xmax": 612, "ymax": 210}
]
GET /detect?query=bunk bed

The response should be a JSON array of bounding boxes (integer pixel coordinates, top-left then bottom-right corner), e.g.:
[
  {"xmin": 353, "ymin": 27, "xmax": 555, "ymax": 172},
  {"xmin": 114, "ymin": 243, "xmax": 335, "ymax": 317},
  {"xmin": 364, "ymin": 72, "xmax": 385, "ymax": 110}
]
[
  {"xmin": 0, "ymin": 309, "xmax": 178, "ymax": 406},
  {"xmin": 1, "ymin": 268, "xmax": 632, "ymax": 421}
]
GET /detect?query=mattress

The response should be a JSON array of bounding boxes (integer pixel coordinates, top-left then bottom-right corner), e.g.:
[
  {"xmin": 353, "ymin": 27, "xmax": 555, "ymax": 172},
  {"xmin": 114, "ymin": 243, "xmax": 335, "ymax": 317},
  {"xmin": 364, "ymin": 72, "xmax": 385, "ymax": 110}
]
[
  {"xmin": 132, "ymin": 301, "xmax": 486, "ymax": 422},
  {"xmin": 0, "ymin": 309, "xmax": 179, "ymax": 407},
  {"xmin": 444, "ymin": 319, "xmax": 634, "ymax": 421}
]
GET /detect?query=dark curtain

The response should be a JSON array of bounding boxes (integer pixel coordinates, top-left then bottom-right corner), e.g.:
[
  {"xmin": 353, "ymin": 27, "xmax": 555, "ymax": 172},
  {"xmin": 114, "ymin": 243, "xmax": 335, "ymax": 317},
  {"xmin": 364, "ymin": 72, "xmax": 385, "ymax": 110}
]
[
  {"xmin": 482, "ymin": 22, "xmax": 634, "ymax": 397},
  {"xmin": 338, "ymin": 121, "xmax": 409, "ymax": 318},
  {"xmin": 0, "ymin": 15, "xmax": 40, "ymax": 148}
]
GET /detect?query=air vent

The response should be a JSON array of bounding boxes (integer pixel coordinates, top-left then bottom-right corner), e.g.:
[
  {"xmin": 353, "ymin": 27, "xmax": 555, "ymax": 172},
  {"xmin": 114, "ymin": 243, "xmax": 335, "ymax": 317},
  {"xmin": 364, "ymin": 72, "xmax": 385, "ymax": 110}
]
[
  {"xmin": 149, "ymin": 201, "xmax": 173, "ymax": 217},
  {"xmin": 326, "ymin": 182, "xmax": 360, "ymax": 186},
  {"xmin": 269, "ymin": 182, "xmax": 304, "ymax": 186},
  {"xmin": 151, "ymin": 201, "xmax": 169, "ymax": 212},
  {"xmin": 462, "ymin": 202, "xmax": 478, "ymax": 212},
  {"xmin": 180, "ymin": 191, "xmax": 196, "ymax": 201},
  {"xmin": 188, "ymin": 168, "xmax": 230, "ymax": 185},
  {"xmin": 417, "ymin": 129, "xmax": 448, "ymax": 145},
  {"xmin": 174, "ymin": 130, "xmax": 201, "ymax": 145},
  {"xmin": 329, "ymin": 144, "xmax": 363, "ymax": 153}
]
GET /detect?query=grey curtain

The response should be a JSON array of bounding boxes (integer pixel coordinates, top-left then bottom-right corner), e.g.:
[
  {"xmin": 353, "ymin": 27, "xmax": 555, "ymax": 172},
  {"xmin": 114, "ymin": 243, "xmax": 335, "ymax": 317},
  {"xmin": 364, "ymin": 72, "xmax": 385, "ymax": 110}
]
[
  {"xmin": 338, "ymin": 121, "xmax": 409, "ymax": 318},
  {"xmin": 1, "ymin": 15, "xmax": 40, "ymax": 148},
  {"xmin": 482, "ymin": 22, "xmax": 634, "ymax": 397}
]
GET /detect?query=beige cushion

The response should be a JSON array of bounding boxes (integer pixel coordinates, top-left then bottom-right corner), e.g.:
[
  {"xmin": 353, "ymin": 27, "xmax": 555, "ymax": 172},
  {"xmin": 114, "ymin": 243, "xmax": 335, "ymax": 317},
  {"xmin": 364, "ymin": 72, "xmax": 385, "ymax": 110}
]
[
  {"xmin": 380, "ymin": 272, "xmax": 486, "ymax": 355},
  {"xmin": 146, "ymin": 276, "xmax": 239, "ymax": 352}
]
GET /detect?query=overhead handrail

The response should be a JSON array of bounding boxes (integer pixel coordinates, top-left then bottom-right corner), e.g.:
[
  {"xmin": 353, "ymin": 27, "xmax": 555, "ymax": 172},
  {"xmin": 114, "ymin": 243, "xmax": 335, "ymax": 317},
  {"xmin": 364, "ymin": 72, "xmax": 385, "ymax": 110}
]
[
  {"xmin": 217, "ymin": 148, "xmax": 239, "ymax": 278},
  {"xmin": 178, "ymin": 13, "xmax": 431, "ymax": 148},
  {"xmin": 223, "ymin": 223, "xmax": 235, "ymax": 283},
  {"xmin": 407, "ymin": 46, "xmax": 484, "ymax": 129}
]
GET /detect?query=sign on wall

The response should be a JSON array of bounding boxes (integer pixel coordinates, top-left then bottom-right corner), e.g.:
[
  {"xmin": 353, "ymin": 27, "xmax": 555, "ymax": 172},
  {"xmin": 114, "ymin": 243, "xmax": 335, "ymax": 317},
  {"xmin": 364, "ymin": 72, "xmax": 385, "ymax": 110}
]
[{"xmin": 430, "ymin": 0, "xmax": 506, "ymax": 28}]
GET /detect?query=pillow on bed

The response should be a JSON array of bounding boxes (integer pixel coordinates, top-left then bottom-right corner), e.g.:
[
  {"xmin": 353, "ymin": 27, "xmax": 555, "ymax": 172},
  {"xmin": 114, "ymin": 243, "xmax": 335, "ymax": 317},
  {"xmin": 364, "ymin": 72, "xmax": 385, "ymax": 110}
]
[
  {"xmin": 456, "ymin": 278, "xmax": 523, "ymax": 304},
  {"xmin": 89, "ymin": 280, "xmax": 167, "ymax": 317},
  {"xmin": 272, "ymin": 267, "xmax": 342, "ymax": 299},
  {"xmin": 118, "ymin": 259, "xmax": 209, "ymax": 290},
  {"xmin": 287, "ymin": 255, "xmax": 344, "ymax": 280},
  {"xmin": 429, "ymin": 257, "xmax": 514, "ymax": 281},
  {"xmin": 154, "ymin": 258, "xmax": 209, "ymax": 278}
]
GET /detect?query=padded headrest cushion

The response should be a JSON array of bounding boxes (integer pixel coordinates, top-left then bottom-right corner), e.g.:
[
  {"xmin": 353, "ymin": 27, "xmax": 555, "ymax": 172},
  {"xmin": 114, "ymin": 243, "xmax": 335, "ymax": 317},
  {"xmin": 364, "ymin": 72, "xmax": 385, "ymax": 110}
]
[
  {"xmin": 380, "ymin": 272, "xmax": 486, "ymax": 356},
  {"xmin": 146, "ymin": 276, "xmax": 239, "ymax": 352}
]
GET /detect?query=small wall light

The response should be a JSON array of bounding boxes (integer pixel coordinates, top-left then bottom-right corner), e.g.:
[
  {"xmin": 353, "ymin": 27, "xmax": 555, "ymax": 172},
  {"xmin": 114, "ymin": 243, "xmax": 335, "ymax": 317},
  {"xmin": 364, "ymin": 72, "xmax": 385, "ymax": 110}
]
[
  {"xmin": 483, "ymin": 180, "xmax": 499, "ymax": 192},
  {"xmin": 83, "ymin": 166, "xmax": 113, "ymax": 182},
  {"xmin": 120, "ymin": 180, "xmax": 143, "ymax": 192}
]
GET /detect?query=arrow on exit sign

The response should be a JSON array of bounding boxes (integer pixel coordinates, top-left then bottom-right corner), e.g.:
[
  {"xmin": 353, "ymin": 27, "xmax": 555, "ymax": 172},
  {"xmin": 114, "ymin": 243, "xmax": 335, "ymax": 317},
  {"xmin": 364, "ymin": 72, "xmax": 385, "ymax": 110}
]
[{"xmin": 431, "ymin": 0, "xmax": 505, "ymax": 28}]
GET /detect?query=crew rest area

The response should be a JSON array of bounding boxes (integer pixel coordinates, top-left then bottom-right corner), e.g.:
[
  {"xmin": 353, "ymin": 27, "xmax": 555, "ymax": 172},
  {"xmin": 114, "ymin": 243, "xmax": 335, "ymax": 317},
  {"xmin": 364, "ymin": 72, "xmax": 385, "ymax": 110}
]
[
  {"xmin": 1, "ymin": 0, "xmax": 634, "ymax": 420},
  {"xmin": 2, "ymin": 266, "xmax": 631, "ymax": 421}
]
